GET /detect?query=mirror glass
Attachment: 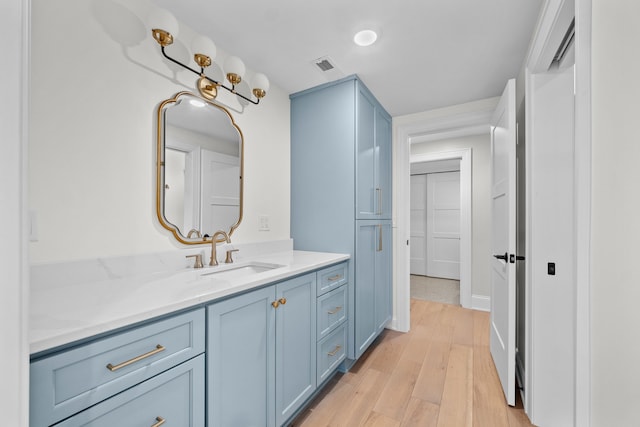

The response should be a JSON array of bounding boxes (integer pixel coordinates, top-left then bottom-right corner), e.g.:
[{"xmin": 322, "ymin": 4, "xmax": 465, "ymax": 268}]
[{"xmin": 157, "ymin": 92, "xmax": 243, "ymax": 244}]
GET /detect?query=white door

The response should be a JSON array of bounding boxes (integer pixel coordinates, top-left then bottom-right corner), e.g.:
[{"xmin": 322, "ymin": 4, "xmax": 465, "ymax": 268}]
[
  {"xmin": 410, "ymin": 174, "xmax": 428, "ymax": 275},
  {"xmin": 426, "ymin": 171, "xmax": 460, "ymax": 279},
  {"xmin": 201, "ymin": 149, "xmax": 241, "ymax": 233},
  {"xmin": 490, "ymin": 79, "xmax": 517, "ymax": 406}
]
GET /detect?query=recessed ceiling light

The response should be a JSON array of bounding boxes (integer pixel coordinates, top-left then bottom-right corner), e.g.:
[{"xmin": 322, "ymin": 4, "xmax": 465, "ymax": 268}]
[
  {"xmin": 189, "ymin": 99, "xmax": 206, "ymax": 108},
  {"xmin": 353, "ymin": 30, "xmax": 378, "ymax": 47}
]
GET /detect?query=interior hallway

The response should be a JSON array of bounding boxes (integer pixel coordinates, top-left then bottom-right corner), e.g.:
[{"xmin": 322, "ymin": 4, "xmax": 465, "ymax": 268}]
[{"xmin": 290, "ymin": 299, "xmax": 533, "ymax": 426}]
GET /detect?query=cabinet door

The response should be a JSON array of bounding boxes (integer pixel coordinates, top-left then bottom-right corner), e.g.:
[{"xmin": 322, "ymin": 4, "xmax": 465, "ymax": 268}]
[
  {"xmin": 356, "ymin": 85, "xmax": 392, "ymax": 220},
  {"xmin": 356, "ymin": 87, "xmax": 377, "ymax": 219},
  {"xmin": 208, "ymin": 287, "xmax": 276, "ymax": 427},
  {"xmin": 355, "ymin": 221, "xmax": 378, "ymax": 357},
  {"xmin": 355, "ymin": 221, "xmax": 393, "ymax": 359},
  {"xmin": 275, "ymin": 273, "xmax": 317, "ymax": 426},
  {"xmin": 375, "ymin": 109, "xmax": 392, "ymax": 219},
  {"xmin": 375, "ymin": 221, "xmax": 393, "ymax": 332}
]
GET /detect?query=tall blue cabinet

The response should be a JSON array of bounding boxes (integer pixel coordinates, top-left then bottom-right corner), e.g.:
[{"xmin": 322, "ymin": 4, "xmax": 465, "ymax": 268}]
[{"xmin": 290, "ymin": 75, "xmax": 392, "ymax": 360}]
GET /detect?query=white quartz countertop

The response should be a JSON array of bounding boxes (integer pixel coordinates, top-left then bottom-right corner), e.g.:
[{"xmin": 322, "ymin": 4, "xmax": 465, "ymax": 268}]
[{"xmin": 30, "ymin": 250, "xmax": 349, "ymax": 355}]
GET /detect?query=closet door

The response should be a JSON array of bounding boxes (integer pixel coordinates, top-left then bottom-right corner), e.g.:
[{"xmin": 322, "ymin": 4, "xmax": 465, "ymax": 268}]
[{"xmin": 426, "ymin": 171, "xmax": 461, "ymax": 280}]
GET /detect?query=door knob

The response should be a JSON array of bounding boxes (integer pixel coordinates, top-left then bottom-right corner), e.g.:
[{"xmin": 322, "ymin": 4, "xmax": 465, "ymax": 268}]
[
  {"xmin": 509, "ymin": 254, "xmax": 525, "ymax": 263},
  {"xmin": 493, "ymin": 252, "xmax": 508, "ymax": 262}
]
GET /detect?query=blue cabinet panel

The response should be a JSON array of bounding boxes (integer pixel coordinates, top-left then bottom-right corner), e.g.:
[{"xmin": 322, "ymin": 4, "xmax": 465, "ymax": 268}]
[
  {"xmin": 30, "ymin": 309, "xmax": 205, "ymax": 427},
  {"xmin": 275, "ymin": 273, "xmax": 317, "ymax": 426},
  {"xmin": 355, "ymin": 220, "xmax": 393, "ymax": 359},
  {"xmin": 317, "ymin": 323, "xmax": 347, "ymax": 385},
  {"xmin": 207, "ymin": 286, "xmax": 276, "ymax": 427},
  {"xmin": 317, "ymin": 262, "xmax": 348, "ymax": 296},
  {"xmin": 317, "ymin": 285, "xmax": 348, "ymax": 339},
  {"xmin": 356, "ymin": 87, "xmax": 377, "ymax": 219},
  {"xmin": 56, "ymin": 355, "xmax": 205, "ymax": 427}
]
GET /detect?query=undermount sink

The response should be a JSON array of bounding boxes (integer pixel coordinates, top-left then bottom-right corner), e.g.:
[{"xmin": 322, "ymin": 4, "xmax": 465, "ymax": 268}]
[{"xmin": 200, "ymin": 262, "xmax": 284, "ymax": 281}]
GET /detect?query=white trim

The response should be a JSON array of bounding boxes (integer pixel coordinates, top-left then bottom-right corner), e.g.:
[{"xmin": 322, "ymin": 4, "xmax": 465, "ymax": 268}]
[
  {"xmin": 1, "ymin": 0, "xmax": 30, "ymax": 425},
  {"xmin": 573, "ymin": 0, "xmax": 591, "ymax": 424},
  {"xmin": 471, "ymin": 294, "xmax": 491, "ymax": 312},
  {"xmin": 526, "ymin": 0, "xmax": 576, "ymax": 74},
  {"xmin": 524, "ymin": 0, "xmax": 586, "ymax": 423},
  {"xmin": 394, "ymin": 105, "xmax": 493, "ymax": 334}
]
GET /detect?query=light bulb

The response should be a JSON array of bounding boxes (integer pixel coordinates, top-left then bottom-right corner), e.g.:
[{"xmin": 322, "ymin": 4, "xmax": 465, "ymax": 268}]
[
  {"xmin": 224, "ymin": 56, "xmax": 245, "ymax": 85},
  {"xmin": 191, "ymin": 35, "xmax": 217, "ymax": 66},
  {"xmin": 252, "ymin": 73, "xmax": 270, "ymax": 99},
  {"xmin": 147, "ymin": 8, "xmax": 179, "ymax": 37}
]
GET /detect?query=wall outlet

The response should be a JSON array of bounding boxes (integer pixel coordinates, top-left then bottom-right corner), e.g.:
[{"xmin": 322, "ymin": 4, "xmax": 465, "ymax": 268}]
[{"xmin": 259, "ymin": 215, "xmax": 270, "ymax": 231}]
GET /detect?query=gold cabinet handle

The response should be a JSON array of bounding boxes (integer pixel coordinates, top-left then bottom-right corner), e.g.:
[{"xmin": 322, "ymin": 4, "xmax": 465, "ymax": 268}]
[
  {"xmin": 327, "ymin": 306, "xmax": 343, "ymax": 315},
  {"xmin": 377, "ymin": 224, "xmax": 383, "ymax": 252},
  {"xmin": 327, "ymin": 345, "xmax": 342, "ymax": 357},
  {"xmin": 376, "ymin": 188, "xmax": 382, "ymax": 215},
  {"xmin": 151, "ymin": 416, "xmax": 166, "ymax": 427},
  {"xmin": 328, "ymin": 274, "xmax": 342, "ymax": 282},
  {"xmin": 106, "ymin": 344, "xmax": 165, "ymax": 372},
  {"xmin": 279, "ymin": 297, "xmax": 287, "ymax": 305},
  {"xmin": 272, "ymin": 300, "xmax": 280, "ymax": 308}
]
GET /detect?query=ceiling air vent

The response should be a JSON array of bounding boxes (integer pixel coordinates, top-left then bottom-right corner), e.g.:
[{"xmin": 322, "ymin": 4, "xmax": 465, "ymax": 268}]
[
  {"xmin": 311, "ymin": 56, "xmax": 344, "ymax": 82},
  {"xmin": 315, "ymin": 58, "xmax": 335, "ymax": 72}
]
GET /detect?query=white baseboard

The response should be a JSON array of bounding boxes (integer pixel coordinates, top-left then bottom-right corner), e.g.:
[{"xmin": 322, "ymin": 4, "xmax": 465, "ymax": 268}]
[{"xmin": 471, "ymin": 294, "xmax": 490, "ymax": 312}]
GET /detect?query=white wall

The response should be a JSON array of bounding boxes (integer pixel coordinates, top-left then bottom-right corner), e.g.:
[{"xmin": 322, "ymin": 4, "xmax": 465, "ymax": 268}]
[
  {"xmin": 591, "ymin": 0, "xmax": 640, "ymax": 424},
  {"xmin": 29, "ymin": 0, "xmax": 290, "ymax": 263},
  {"xmin": 411, "ymin": 134, "xmax": 491, "ymax": 297}
]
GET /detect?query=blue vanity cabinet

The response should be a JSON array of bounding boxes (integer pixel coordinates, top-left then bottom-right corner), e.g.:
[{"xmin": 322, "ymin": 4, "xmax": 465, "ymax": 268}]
[
  {"xmin": 291, "ymin": 75, "xmax": 393, "ymax": 361},
  {"xmin": 207, "ymin": 273, "xmax": 317, "ymax": 427},
  {"xmin": 30, "ymin": 309, "xmax": 205, "ymax": 427}
]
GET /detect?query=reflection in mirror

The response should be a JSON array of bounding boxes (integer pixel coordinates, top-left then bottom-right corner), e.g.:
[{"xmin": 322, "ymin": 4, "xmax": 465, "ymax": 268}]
[{"xmin": 156, "ymin": 92, "xmax": 243, "ymax": 245}]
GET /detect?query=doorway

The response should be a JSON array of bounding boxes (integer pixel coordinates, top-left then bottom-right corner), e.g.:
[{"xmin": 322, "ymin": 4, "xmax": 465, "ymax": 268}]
[{"xmin": 410, "ymin": 161, "xmax": 461, "ymax": 305}]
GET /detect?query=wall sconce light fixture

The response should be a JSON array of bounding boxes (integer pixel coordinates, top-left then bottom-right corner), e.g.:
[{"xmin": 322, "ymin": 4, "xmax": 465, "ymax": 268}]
[{"xmin": 148, "ymin": 8, "xmax": 270, "ymax": 105}]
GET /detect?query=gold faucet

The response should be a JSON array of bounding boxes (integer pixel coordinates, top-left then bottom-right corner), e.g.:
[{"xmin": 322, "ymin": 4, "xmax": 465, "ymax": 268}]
[{"xmin": 209, "ymin": 230, "xmax": 230, "ymax": 266}]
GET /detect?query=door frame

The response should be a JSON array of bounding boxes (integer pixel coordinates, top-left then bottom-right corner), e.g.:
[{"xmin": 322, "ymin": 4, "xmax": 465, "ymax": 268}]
[
  {"xmin": 524, "ymin": 0, "xmax": 591, "ymax": 424},
  {"xmin": 393, "ymin": 99, "xmax": 496, "ymax": 332},
  {"xmin": 2, "ymin": 0, "xmax": 30, "ymax": 425},
  {"xmin": 411, "ymin": 151, "xmax": 471, "ymax": 306}
]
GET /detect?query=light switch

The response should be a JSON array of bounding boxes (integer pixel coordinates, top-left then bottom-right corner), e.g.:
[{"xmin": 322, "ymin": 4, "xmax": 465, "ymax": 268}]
[{"xmin": 259, "ymin": 215, "xmax": 270, "ymax": 231}]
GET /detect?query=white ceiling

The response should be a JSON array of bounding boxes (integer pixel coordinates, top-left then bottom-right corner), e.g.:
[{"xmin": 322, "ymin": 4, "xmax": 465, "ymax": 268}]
[{"xmin": 154, "ymin": 0, "xmax": 542, "ymax": 117}]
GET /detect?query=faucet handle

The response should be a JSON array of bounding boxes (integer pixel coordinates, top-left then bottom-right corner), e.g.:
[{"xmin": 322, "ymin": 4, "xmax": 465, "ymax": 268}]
[
  {"xmin": 225, "ymin": 249, "xmax": 239, "ymax": 264},
  {"xmin": 186, "ymin": 254, "xmax": 204, "ymax": 269}
]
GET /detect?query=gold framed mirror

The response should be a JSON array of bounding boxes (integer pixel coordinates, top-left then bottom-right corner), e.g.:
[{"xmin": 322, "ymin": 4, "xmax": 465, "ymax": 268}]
[{"xmin": 156, "ymin": 91, "xmax": 244, "ymax": 245}]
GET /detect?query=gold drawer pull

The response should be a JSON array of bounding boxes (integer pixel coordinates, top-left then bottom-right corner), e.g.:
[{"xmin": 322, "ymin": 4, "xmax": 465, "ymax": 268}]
[
  {"xmin": 327, "ymin": 306, "xmax": 343, "ymax": 315},
  {"xmin": 327, "ymin": 345, "xmax": 342, "ymax": 357},
  {"xmin": 272, "ymin": 300, "xmax": 280, "ymax": 308},
  {"xmin": 328, "ymin": 274, "xmax": 342, "ymax": 282},
  {"xmin": 106, "ymin": 344, "xmax": 165, "ymax": 372},
  {"xmin": 151, "ymin": 416, "xmax": 166, "ymax": 427},
  {"xmin": 279, "ymin": 297, "xmax": 287, "ymax": 305}
]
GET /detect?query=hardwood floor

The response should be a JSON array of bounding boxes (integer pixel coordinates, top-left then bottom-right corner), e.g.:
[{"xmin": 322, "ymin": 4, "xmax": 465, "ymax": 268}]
[{"xmin": 290, "ymin": 299, "xmax": 534, "ymax": 427}]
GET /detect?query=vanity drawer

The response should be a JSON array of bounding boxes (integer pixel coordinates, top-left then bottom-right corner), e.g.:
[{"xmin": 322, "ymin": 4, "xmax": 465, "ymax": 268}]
[
  {"xmin": 317, "ymin": 262, "xmax": 348, "ymax": 296},
  {"xmin": 317, "ymin": 285, "xmax": 347, "ymax": 339},
  {"xmin": 30, "ymin": 309, "xmax": 205, "ymax": 427},
  {"xmin": 56, "ymin": 355, "xmax": 205, "ymax": 427},
  {"xmin": 317, "ymin": 323, "xmax": 347, "ymax": 385}
]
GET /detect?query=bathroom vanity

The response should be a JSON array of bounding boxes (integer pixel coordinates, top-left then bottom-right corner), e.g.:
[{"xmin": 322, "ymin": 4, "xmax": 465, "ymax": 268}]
[{"xmin": 29, "ymin": 244, "xmax": 348, "ymax": 427}]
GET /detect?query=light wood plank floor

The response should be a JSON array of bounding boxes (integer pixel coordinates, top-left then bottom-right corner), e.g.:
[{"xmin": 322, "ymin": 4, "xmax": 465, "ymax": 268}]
[{"xmin": 290, "ymin": 299, "xmax": 534, "ymax": 427}]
